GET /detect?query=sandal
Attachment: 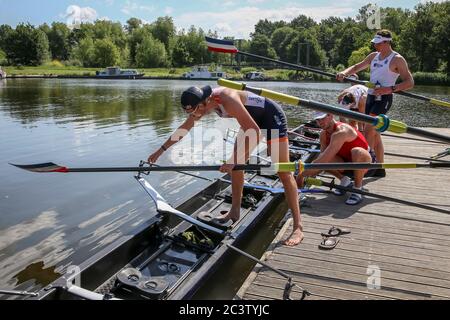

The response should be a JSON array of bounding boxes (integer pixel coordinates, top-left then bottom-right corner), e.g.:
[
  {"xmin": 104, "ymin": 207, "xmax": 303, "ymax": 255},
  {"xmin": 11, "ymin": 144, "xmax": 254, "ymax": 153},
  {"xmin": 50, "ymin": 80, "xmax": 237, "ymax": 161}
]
[
  {"xmin": 318, "ymin": 236, "xmax": 339, "ymax": 250},
  {"xmin": 333, "ymin": 181, "xmax": 353, "ymax": 196},
  {"xmin": 345, "ymin": 192, "xmax": 363, "ymax": 205},
  {"xmin": 321, "ymin": 226, "xmax": 351, "ymax": 237}
]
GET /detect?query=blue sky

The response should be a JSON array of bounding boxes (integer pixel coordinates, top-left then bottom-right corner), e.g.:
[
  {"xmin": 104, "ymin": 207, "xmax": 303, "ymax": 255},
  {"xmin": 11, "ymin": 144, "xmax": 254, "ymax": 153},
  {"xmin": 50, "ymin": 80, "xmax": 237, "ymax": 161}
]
[{"xmin": 0, "ymin": 0, "xmax": 439, "ymax": 39}]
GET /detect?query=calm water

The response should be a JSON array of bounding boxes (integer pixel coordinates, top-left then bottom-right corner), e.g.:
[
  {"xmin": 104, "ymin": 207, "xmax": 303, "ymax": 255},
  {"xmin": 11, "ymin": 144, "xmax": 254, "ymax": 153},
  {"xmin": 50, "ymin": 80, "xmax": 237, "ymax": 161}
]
[{"xmin": 0, "ymin": 78, "xmax": 449, "ymax": 299}]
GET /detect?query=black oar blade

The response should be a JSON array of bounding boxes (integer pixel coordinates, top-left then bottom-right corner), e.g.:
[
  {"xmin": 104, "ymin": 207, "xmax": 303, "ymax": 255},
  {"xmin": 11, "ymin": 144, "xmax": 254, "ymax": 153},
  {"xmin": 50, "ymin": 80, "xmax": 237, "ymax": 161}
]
[{"xmin": 9, "ymin": 162, "xmax": 68, "ymax": 173}]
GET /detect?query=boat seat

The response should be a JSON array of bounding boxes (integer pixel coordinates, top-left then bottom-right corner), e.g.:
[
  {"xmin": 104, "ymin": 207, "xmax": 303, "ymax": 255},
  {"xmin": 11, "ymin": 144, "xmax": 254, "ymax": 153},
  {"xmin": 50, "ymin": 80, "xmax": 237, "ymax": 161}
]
[{"xmin": 116, "ymin": 268, "xmax": 169, "ymax": 299}]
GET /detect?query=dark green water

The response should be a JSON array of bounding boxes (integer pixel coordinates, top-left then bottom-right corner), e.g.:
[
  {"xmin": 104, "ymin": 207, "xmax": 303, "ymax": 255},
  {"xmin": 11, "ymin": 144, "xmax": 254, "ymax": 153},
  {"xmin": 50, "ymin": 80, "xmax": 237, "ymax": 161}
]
[{"xmin": 0, "ymin": 78, "xmax": 448, "ymax": 299}]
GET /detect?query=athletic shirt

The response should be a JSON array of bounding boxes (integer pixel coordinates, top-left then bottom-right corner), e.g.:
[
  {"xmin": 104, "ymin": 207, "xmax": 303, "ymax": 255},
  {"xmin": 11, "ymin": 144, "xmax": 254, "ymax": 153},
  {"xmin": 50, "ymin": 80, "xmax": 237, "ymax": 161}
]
[
  {"xmin": 342, "ymin": 85, "xmax": 368, "ymax": 108},
  {"xmin": 212, "ymin": 87, "xmax": 266, "ymax": 121},
  {"xmin": 325, "ymin": 122, "xmax": 369, "ymax": 162},
  {"xmin": 369, "ymin": 51, "xmax": 400, "ymax": 95}
]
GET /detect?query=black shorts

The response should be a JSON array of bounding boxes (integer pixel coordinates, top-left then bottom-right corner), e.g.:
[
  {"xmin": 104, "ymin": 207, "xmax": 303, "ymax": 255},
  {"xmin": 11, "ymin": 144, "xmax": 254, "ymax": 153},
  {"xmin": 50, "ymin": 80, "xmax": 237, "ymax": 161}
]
[
  {"xmin": 259, "ymin": 99, "xmax": 288, "ymax": 142},
  {"xmin": 246, "ymin": 98, "xmax": 288, "ymax": 142},
  {"xmin": 365, "ymin": 94, "xmax": 393, "ymax": 116}
]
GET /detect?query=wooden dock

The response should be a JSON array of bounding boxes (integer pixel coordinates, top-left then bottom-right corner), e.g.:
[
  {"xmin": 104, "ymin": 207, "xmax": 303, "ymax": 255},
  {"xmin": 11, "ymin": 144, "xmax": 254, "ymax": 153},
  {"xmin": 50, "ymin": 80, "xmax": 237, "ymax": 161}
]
[{"xmin": 236, "ymin": 128, "xmax": 450, "ymax": 300}]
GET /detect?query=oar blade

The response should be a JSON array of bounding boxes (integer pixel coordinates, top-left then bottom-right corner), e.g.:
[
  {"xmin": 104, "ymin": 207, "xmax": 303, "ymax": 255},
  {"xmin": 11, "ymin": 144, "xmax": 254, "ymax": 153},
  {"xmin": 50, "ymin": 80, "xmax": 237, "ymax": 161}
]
[{"xmin": 9, "ymin": 162, "xmax": 68, "ymax": 173}]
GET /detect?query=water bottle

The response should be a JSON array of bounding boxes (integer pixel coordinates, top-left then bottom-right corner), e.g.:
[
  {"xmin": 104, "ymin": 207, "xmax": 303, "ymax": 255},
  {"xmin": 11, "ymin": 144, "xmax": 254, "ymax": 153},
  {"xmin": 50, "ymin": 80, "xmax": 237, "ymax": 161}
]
[{"xmin": 374, "ymin": 81, "xmax": 382, "ymax": 101}]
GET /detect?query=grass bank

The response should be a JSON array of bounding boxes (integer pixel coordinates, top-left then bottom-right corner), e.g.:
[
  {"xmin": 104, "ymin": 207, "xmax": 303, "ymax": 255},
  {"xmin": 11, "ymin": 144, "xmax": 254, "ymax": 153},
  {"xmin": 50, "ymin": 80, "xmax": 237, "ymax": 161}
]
[{"xmin": 2, "ymin": 65, "xmax": 448, "ymax": 85}]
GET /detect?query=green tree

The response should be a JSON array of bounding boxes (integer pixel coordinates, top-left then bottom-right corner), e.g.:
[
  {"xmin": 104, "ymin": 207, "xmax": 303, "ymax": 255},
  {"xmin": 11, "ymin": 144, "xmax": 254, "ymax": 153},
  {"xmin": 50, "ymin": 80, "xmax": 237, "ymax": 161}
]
[
  {"xmin": 271, "ymin": 27, "xmax": 296, "ymax": 61},
  {"xmin": 126, "ymin": 18, "xmax": 142, "ymax": 33},
  {"xmin": 283, "ymin": 29, "xmax": 326, "ymax": 67},
  {"xmin": 4, "ymin": 23, "xmax": 49, "ymax": 65},
  {"xmin": 399, "ymin": 1, "xmax": 449, "ymax": 72},
  {"xmin": 151, "ymin": 16, "xmax": 176, "ymax": 54},
  {"xmin": 289, "ymin": 15, "xmax": 317, "ymax": 30},
  {"xmin": 0, "ymin": 24, "xmax": 13, "ymax": 50},
  {"xmin": 47, "ymin": 22, "xmax": 71, "ymax": 60},
  {"xmin": 135, "ymin": 35, "xmax": 168, "ymax": 67},
  {"xmin": 72, "ymin": 37, "xmax": 95, "ymax": 67},
  {"xmin": 348, "ymin": 46, "xmax": 372, "ymax": 66},
  {"xmin": 252, "ymin": 19, "xmax": 287, "ymax": 38},
  {"xmin": 172, "ymin": 35, "xmax": 192, "ymax": 67},
  {"xmin": 128, "ymin": 26, "xmax": 153, "ymax": 65},
  {"xmin": 92, "ymin": 38, "xmax": 121, "ymax": 67},
  {"xmin": 0, "ymin": 49, "xmax": 6, "ymax": 64},
  {"xmin": 249, "ymin": 34, "xmax": 277, "ymax": 61}
]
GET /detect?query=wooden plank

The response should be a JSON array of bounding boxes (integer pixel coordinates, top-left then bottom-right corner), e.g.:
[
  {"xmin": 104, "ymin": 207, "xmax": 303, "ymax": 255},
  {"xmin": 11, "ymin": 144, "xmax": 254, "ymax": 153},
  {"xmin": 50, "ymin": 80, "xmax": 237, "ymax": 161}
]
[
  {"xmin": 302, "ymin": 222, "xmax": 450, "ymax": 250},
  {"xmin": 269, "ymin": 252, "xmax": 450, "ymax": 289},
  {"xmin": 278, "ymin": 236, "xmax": 450, "ymax": 270},
  {"xmin": 276, "ymin": 246, "xmax": 450, "ymax": 281},
  {"xmin": 260, "ymin": 260, "xmax": 450, "ymax": 298},
  {"xmin": 252, "ymin": 274, "xmax": 396, "ymax": 300}
]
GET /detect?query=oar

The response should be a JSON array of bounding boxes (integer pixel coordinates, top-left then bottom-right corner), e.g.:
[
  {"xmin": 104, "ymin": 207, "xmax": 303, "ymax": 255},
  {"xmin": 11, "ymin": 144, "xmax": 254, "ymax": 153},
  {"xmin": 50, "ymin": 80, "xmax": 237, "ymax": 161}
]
[
  {"xmin": 10, "ymin": 161, "xmax": 450, "ymax": 174},
  {"xmin": 205, "ymin": 37, "xmax": 450, "ymax": 109},
  {"xmin": 218, "ymin": 178, "xmax": 329, "ymax": 194},
  {"xmin": 384, "ymin": 152, "xmax": 450, "ymax": 163},
  {"xmin": 0, "ymin": 289, "xmax": 38, "ymax": 297},
  {"xmin": 305, "ymin": 177, "xmax": 450, "ymax": 215},
  {"xmin": 217, "ymin": 78, "xmax": 450, "ymax": 144}
]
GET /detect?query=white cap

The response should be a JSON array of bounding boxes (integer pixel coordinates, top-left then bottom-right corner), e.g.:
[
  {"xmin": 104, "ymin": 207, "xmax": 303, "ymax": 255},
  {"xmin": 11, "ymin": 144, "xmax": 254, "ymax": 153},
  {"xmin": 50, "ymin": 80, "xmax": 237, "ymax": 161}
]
[
  {"xmin": 371, "ymin": 34, "xmax": 392, "ymax": 44},
  {"xmin": 313, "ymin": 111, "xmax": 328, "ymax": 120}
]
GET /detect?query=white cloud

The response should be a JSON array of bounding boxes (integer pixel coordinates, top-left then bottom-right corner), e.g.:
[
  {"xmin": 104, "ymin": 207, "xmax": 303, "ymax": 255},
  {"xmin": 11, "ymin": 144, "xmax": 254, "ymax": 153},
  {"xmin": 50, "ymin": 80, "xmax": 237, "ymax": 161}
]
[
  {"xmin": 164, "ymin": 6, "xmax": 173, "ymax": 15},
  {"xmin": 121, "ymin": 0, "xmax": 155, "ymax": 15},
  {"xmin": 213, "ymin": 22, "xmax": 232, "ymax": 33},
  {"xmin": 222, "ymin": 1, "xmax": 235, "ymax": 6},
  {"xmin": 175, "ymin": 5, "xmax": 354, "ymax": 39},
  {"xmin": 65, "ymin": 5, "xmax": 98, "ymax": 27},
  {"xmin": 246, "ymin": 0, "xmax": 266, "ymax": 4},
  {"xmin": 104, "ymin": 0, "xmax": 115, "ymax": 5}
]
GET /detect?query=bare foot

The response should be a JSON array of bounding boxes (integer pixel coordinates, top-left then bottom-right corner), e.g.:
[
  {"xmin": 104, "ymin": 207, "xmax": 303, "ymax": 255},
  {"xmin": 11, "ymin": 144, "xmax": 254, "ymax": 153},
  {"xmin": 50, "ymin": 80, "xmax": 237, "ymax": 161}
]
[
  {"xmin": 284, "ymin": 227, "xmax": 304, "ymax": 246},
  {"xmin": 215, "ymin": 209, "xmax": 240, "ymax": 223}
]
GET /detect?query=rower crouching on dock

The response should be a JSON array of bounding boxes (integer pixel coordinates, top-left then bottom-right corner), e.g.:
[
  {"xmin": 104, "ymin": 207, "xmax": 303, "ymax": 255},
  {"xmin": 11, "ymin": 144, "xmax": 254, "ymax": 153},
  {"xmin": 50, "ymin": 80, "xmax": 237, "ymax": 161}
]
[
  {"xmin": 336, "ymin": 29, "xmax": 414, "ymax": 177},
  {"xmin": 296, "ymin": 112, "xmax": 372, "ymax": 205},
  {"xmin": 147, "ymin": 85, "xmax": 304, "ymax": 246}
]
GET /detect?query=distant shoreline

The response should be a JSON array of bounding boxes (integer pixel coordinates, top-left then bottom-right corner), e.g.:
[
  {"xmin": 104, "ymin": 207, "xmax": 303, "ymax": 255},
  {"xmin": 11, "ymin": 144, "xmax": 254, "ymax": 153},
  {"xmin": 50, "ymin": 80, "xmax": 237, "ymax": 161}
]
[{"xmin": 1, "ymin": 67, "xmax": 448, "ymax": 86}]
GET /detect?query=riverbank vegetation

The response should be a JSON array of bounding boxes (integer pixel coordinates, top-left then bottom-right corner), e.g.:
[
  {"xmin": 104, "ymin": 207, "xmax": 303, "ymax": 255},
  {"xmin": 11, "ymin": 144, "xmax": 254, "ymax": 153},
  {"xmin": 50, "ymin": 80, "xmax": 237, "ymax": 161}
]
[{"xmin": 0, "ymin": 2, "xmax": 448, "ymax": 84}]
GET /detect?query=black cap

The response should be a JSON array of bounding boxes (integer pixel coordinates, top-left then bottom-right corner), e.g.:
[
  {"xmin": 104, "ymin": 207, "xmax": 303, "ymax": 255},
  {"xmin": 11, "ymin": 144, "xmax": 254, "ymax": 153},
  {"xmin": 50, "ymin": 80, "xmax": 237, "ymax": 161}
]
[
  {"xmin": 342, "ymin": 94, "xmax": 354, "ymax": 105},
  {"xmin": 180, "ymin": 85, "xmax": 212, "ymax": 109}
]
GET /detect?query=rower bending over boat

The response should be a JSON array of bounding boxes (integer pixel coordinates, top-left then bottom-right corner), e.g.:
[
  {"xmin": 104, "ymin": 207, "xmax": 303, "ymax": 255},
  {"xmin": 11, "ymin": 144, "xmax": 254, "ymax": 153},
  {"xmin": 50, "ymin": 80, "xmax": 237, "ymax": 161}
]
[
  {"xmin": 147, "ymin": 85, "xmax": 304, "ymax": 246},
  {"xmin": 296, "ymin": 112, "xmax": 372, "ymax": 205},
  {"xmin": 337, "ymin": 84, "xmax": 367, "ymax": 131}
]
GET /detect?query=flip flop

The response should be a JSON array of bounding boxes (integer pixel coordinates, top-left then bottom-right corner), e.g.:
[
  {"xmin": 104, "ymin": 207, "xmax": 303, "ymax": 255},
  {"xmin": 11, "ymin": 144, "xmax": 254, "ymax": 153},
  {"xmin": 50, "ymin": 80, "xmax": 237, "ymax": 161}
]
[
  {"xmin": 345, "ymin": 193, "xmax": 363, "ymax": 205},
  {"xmin": 318, "ymin": 236, "xmax": 339, "ymax": 250},
  {"xmin": 321, "ymin": 226, "xmax": 351, "ymax": 237}
]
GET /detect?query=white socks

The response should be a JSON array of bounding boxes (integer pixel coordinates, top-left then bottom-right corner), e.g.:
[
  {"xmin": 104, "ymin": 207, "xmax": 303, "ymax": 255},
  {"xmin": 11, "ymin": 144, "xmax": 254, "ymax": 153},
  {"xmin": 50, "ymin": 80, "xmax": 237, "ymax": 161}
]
[{"xmin": 340, "ymin": 176, "xmax": 352, "ymax": 187}]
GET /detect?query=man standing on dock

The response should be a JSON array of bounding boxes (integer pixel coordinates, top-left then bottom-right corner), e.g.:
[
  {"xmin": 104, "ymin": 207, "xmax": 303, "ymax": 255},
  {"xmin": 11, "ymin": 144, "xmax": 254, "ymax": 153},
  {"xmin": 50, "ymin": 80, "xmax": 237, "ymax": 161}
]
[{"xmin": 336, "ymin": 29, "xmax": 414, "ymax": 177}]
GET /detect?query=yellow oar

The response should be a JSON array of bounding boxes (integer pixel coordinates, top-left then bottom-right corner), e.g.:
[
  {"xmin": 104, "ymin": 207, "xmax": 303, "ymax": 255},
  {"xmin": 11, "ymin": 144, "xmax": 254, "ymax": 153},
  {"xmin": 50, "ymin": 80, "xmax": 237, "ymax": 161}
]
[{"xmin": 218, "ymin": 79, "xmax": 450, "ymax": 144}]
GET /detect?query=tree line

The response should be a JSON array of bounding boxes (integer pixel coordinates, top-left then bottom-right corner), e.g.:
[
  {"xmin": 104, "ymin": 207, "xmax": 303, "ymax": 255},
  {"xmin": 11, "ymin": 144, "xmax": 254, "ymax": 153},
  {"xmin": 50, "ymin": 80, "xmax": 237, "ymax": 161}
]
[{"xmin": 0, "ymin": 2, "xmax": 448, "ymax": 74}]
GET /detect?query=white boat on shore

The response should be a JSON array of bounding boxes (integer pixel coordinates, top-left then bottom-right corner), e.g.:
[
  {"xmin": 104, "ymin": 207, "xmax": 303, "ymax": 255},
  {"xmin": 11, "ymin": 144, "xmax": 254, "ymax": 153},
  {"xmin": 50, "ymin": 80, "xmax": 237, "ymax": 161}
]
[
  {"xmin": 95, "ymin": 67, "xmax": 144, "ymax": 79},
  {"xmin": 182, "ymin": 65, "xmax": 227, "ymax": 79}
]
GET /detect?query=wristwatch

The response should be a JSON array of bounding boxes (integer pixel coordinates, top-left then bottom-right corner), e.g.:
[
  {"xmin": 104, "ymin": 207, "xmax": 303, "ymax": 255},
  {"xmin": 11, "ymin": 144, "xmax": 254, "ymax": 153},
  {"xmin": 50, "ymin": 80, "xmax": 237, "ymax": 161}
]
[{"xmin": 391, "ymin": 85, "xmax": 397, "ymax": 93}]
